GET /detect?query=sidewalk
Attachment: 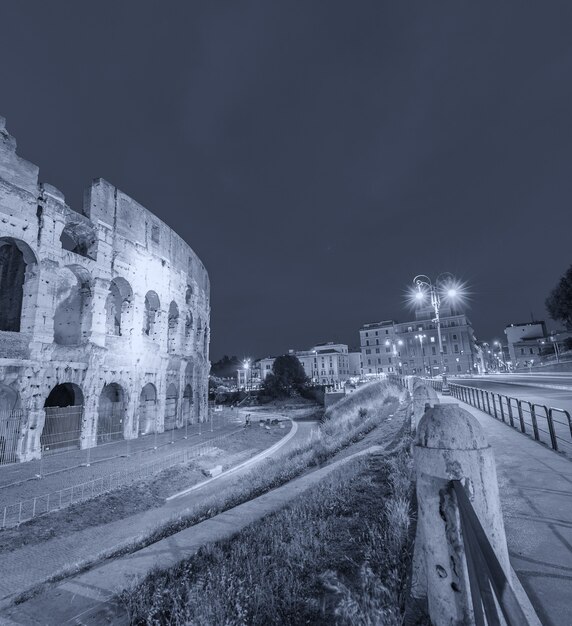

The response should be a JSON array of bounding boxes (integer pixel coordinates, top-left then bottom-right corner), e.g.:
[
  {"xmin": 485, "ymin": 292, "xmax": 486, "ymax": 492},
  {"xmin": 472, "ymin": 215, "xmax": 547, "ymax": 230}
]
[
  {"xmin": 0, "ymin": 443, "xmax": 391, "ymax": 626},
  {"xmin": 0, "ymin": 415, "xmax": 300, "ymax": 609},
  {"xmin": 440, "ymin": 396, "xmax": 572, "ymax": 626},
  {"xmin": 0, "ymin": 405, "xmax": 408, "ymax": 625}
]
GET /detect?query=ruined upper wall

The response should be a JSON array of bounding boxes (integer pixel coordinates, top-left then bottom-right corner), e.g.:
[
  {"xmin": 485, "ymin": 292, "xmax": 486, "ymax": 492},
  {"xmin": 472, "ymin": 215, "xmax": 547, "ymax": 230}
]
[
  {"xmin": 0, "ymin": 116, "xmax": 209, "ymax": 299},
  {"xmin": 84, "ymin": 179, "xmax": 209, "ymax": 294}
]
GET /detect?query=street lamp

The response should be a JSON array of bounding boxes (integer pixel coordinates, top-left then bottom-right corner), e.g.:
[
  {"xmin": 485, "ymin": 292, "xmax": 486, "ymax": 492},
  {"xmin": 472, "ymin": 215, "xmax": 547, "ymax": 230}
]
[
  {"xmin": 415, "ymin": 333, "xmax": 427, "ymax": 376},
  {"xmin": 243, "ymin": 359, "xmax": 250, "ymax": 391},
  {"xmin": 384, "ymin": 338, "xmax": 404, "ymax": 374},
  {"xmin": 411, "ymin": 273, "xmax": 464, "ymax": 394}
]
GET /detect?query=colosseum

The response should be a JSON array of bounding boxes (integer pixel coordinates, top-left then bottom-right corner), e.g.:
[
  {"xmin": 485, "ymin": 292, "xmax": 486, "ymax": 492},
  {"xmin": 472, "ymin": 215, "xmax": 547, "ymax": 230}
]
[{"xmin": 0, "ymin": 116, "xmax": 210, "ymax": 464}]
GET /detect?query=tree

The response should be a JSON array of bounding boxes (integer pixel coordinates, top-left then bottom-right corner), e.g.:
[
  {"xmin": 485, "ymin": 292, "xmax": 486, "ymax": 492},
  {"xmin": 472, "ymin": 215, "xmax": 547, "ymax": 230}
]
[
  {"xmin": 546, "ymin": 265, "xmax": 572, "ymax": 329},
  {"xmin": 210, "ymin": 355, "xmax": 241, "ymax": 379},
  {"xmin": 262, "ymin": 354, "xmax": 309, "ymax": 398}
]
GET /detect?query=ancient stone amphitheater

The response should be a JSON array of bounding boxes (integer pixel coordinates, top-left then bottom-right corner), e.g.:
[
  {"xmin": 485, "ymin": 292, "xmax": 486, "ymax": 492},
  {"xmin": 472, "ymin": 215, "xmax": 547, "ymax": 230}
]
[{"xmin": 0, "ymin": 116, "xmax": 210, "ymax": 464}]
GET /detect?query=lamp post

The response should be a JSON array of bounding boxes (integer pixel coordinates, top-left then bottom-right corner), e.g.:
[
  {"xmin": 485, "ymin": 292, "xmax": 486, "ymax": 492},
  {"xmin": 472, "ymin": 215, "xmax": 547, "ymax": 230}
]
[
  {"xmin": 243, "ymin": 359, "xmax": 250, "ymax": 391},
  {"xmin": 384, "ymin": 338, "xmax": 404, "ymax": 374},
  {"xmin": 415, "ymin": 333, "xmax": 427, "ymax": 376},
  {"xmin": 412, "ymin": 273, "xmax": 462, "ymax": 394}
]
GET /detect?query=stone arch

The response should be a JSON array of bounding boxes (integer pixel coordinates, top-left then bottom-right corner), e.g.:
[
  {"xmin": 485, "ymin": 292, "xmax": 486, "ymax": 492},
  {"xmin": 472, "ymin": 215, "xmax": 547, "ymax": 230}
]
[
  {"xmin": 53, "ymin": 265, "xmax": 92, "ymax": 346},
  {"xmin": 167, "ymin": 300, "xmax": 179, "ymax": 354},
  {"xmin": 41, "ymin": 383, "xmax": 84, "ymax": 454},
  {"xmin": 105, "ymin": 277, "xmax": 133, "ymax": 337},
  {"xmin": 97, "ymin": 383, "xmax": 127, "ymax": 443},
  {"xmin": 138, "ymin": 383, "xmax": 158, "ymax": 435},
  {"xmin": 164, "ymin": 383, "xmax": 178, "ymax": 431},
  {"xmin": 0, "ymin": 384, "xmax": 22, "ymax": 464},
  {"xmin": 143, "ymin": 290, "xmax": 160, "ymax": 338},
  {"xmin": 60, "ymin": 222, "xmax": 97, "ymax": 260},
  {"xmin": 185, "ymin": 285, "xmax": 193, "ymax": 305},
  {"xmin": 0, "ymin": 237, "xmax": 38, "ymax": 332},
  {"xmin": 182, "ymin": 384, "xmax": 193, "ymax": 425}
]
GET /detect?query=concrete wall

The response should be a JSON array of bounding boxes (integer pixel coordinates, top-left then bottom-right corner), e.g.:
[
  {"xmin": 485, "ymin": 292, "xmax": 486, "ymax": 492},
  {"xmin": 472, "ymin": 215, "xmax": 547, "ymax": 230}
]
[{"xmin": 0, "ymin": 116, "xmax": 210, "ymax": 462}]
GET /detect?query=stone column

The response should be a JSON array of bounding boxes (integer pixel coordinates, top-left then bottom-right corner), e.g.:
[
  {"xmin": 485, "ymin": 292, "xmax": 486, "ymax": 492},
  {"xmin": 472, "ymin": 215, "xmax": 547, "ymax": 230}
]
[
  {"xmin": 411, "ymin": 403, "xmax": 510, "ymax": 625},
  {"xmin": 90, "ymin": 277, "xmax": 110, "ymax": 347}
]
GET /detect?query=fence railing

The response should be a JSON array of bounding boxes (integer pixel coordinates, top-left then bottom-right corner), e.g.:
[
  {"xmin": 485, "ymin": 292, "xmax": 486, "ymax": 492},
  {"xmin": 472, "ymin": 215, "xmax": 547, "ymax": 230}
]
[
  {"xmin": 388, "ymin": 375, "xmax": 572, "ymax": 455},
  {"xmin": 452, "ymin": 480, "xmax": 527, "ymax": 625},
  {"xmin": 449, "ymin": 383, "xmax": 572, "ymax": 455},
  {"xmin": 0, "ymin": 409, "xmax": 24, "ymax": 465},
  {"xmin": 1, "ymin": 426, "xmax": 242, "ymax": 529}
]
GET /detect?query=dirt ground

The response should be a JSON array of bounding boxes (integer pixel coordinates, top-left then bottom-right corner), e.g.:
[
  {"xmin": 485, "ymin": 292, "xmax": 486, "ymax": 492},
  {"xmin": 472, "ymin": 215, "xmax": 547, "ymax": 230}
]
[{"xmin": 0, "ymin": 421, "xmax": 291, "ymax": 555}]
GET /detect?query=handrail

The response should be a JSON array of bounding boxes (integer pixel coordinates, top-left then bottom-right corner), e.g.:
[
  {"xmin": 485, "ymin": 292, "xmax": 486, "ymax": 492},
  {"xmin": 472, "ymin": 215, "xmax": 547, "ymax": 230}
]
[
  {"xmin": 389, "ymin": 375, "xmax": 571, "ymax": 455},
  {"xmin": 452, "ymin": 480, "xmax": 528, "ymax": 626},
  {"xmin": 448, "ymin": 382, "xmax": 571, "ymax": 455}
]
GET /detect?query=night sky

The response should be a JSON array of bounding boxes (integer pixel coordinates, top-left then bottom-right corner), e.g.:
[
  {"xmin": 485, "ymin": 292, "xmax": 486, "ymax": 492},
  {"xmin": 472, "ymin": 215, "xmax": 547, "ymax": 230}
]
[{"xmin": 2, "ymin": 2, "xmax": 572, "ymax": 361}]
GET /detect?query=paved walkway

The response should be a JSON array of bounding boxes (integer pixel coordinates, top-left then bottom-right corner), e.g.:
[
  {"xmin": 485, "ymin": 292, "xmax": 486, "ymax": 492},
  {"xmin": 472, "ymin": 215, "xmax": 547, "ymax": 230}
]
[
  {"xmin": 0, "ymin": 415, "xmax": 301, "ymax": 608},
  {"xmin": 441, "ymin": 396, "xmax": 572, "ymax": 626},
  {"xmin": 0, "ymin": 404, "xmax": 408, "ymax": 625}
]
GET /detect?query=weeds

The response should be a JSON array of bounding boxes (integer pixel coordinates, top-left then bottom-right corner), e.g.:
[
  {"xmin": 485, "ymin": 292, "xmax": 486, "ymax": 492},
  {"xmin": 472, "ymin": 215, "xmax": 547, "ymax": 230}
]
[{"xmin": 122, "ymin": 441, "xmax": 415, "ymax": 625}]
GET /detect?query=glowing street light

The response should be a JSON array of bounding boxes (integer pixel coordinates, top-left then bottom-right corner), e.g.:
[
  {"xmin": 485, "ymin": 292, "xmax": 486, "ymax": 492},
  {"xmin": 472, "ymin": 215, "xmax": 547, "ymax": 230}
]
[
  {"xmin": 410, "ymin": 273, "xmax": 466, "ymax": 394},
  {"xmin": 415, "ymin": 333, "xmax": 427, "ymax": 376}
]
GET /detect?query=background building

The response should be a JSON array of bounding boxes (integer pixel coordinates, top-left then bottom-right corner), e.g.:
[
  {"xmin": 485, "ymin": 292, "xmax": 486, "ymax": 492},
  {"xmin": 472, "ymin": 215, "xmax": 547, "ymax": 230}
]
[
  {"xmin": 0, "ymin": 116, "xmax": 210, "ymax": 464},
  {"xmin": 359, "ymin": 306, "xmax": 477, "ymax": 377},
  {"xmin": 504, "ymin": 321, "xmax": 546, "ymax": 367},
  {"xmin": 259, "ymin": 342, "xmax": 360, "ymax": 386}
]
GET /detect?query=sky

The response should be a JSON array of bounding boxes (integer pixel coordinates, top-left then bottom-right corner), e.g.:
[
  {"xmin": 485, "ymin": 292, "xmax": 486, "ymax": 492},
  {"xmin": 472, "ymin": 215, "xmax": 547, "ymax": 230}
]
[{"xmin": 1, "ymin": 1, "xmax": 572, "ymax": 361}]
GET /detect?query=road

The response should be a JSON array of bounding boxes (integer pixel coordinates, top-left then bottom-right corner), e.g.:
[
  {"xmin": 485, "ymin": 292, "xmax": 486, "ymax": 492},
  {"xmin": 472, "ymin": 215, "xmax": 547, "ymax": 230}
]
[{"xmin": 450, "ymin": 373, "xmax": 572, "ymax": 456}]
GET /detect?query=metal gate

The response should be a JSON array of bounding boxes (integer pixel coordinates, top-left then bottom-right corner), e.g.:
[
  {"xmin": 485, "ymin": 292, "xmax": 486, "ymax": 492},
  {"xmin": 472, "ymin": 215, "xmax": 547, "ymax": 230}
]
[
  {"xmin": 0, "ymin": 409, "xmax": 24, "ymax": 464},
  {"xmin": 164, "ymin": 396, "xmax": 177, "ymax": 431},
  {"xmin": 138, "ymin": 399, "xmax": 157, "ymax": 435},
  {"xmin": 41, "ymin": 406, "xmax": 83, "ymax": 454},
  {"xmin": 97, "ymin": 402, "xmax": 124, "ymax": 444}
]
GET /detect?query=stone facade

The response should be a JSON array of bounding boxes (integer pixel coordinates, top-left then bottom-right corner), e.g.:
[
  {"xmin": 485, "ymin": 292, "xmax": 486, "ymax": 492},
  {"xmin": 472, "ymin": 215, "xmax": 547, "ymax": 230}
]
[
  {"xmin": 360, "ymin": 307, "xmax": 477, "ymax": 377},
  {"xmin": 0, "ymin": 116, "xmax": 210, "ymax": 463}
]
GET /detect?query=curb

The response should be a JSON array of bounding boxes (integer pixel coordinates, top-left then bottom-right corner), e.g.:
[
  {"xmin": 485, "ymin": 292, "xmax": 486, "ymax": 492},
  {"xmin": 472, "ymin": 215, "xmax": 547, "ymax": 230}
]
[{"xmin": 166, "ymin": 419, "xmax": 299, "ymax": 501}]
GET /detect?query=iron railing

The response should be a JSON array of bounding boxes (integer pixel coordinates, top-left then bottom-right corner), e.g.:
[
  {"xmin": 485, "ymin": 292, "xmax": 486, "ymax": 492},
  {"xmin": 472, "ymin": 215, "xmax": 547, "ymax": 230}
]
[
  {"xmin": 452, "ymin": 480, "xmax": 527, "ymax": 625},
  {"xmin": 448, "ymin": 383, "xmax": 572, "ymax": 454},
  {"xmin": 388, "ymin": 375, "xmax": 572, "ymax": 455},
  {"xmin": 0, "ymin": 409, "xmax": 24, "ymax": 465},
  {"xmin": 1, "ymin": 427, "xmax": 242, "ymax": 529}
]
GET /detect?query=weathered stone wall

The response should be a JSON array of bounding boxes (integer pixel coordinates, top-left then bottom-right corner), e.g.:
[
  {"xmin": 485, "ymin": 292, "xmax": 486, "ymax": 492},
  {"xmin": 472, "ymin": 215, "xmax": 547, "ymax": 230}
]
[{"xmin": 0, "ymin": 116, "xmax": 210, "ymax": 462}]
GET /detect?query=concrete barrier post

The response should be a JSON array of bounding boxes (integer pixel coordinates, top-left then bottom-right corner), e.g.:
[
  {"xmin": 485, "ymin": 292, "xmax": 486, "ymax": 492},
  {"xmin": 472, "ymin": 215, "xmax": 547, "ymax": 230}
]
[{"xmin": 410, "ymin": 403, "xmax": 510, "ymax": 625}]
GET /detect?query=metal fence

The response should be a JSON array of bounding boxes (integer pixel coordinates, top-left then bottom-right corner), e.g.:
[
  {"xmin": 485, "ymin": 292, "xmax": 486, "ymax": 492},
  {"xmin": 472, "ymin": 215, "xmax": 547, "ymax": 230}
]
[
  {"xmin": 1, "ymin": 425, "xmax": 242, "ymax": 529},
  {"xmin": 388, "ymin": 375, "xmax": 572, "ymax": 455},
  {"xmin": 452, "ymin": 480, "xmax": 527, "ymax": 625},
  {"xmin": 449, "ymin": 383, "xmax": 572, "ymax": 455},
  {"xmin": 0, "ymin": 409, "xmax": 23, "ymax": 465}
]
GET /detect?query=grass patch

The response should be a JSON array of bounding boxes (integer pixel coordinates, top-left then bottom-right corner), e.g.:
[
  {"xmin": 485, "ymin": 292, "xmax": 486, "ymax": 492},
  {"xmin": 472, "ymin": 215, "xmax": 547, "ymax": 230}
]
[
  {"xmin": 121, "ymin": 438, "xmax": 415, "ymax": 625},
  {"xmin": 0, "ymin": 423, "xmax": 290, "ymax": 555},
  {"xmin": 118, "ymin": 382, "xmax": 403, "ymax": 557}
]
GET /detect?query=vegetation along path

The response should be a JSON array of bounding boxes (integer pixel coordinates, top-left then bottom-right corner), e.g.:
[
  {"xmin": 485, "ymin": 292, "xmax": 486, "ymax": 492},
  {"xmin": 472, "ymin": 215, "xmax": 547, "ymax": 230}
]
[{"xmin": 1, "ymin": 381, "xmax": 407, "ymax": 625}]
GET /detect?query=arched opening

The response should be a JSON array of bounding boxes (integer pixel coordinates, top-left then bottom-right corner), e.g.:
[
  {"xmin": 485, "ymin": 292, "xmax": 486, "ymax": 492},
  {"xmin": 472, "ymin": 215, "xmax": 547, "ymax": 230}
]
[
  {"xmin": 185, "ymin": 286, "xmax": 193, "ymax": 305},
  {"xmin": 182, "ymin": 384, "xmax": 193, "ymax": 425},
  {"xmin": 105, "ymin": 277, "xmax": 133, "ymax": 336},
  {"xmin": 41, "ymin": 383, "xmax": 84, "ymax": 454},
  {"xmin": 97, "ymin": 383, "xmax": 126, "ymax": 443},
  {"xmin": 143, "ymin": 290, "xmax": 160, "ymax": 338},
  {"xmin": 54, "ymin": 265, "xmax": 92, "ymax": 345},
  {"xmin": 0, "ymin": 237, "xmax": 37, "ymax": 332},
  {"xmin": 60, "ymin": 222, "xmax": 97, "ymax": 260},
  {"xmin": 164, "ymin": 383, "xmax": 178, "ymax": 431},
  {"xmin": 0, "ymin": 384, "xmax": 22, "ymax": 464},
  {"xmin": 138, "ymin": 383, "xmax": 157, "ymax": 436},
  {"xmin": 167, "ymin": 301, "xmax": 179, "ymax": 353}
]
